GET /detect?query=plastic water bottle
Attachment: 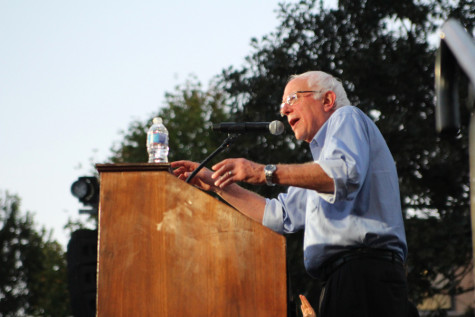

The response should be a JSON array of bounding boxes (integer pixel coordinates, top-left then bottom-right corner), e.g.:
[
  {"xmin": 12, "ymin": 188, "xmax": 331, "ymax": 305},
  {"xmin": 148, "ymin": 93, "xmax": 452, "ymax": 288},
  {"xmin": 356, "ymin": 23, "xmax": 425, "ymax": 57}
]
[{"xmin": 147, "ymin": 117, "xmax": 169, "ymax": 163}]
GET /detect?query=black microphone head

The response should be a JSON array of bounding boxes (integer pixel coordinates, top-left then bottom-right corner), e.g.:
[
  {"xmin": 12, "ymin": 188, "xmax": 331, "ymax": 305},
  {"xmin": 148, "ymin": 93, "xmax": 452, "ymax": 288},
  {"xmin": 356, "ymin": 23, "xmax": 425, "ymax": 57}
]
[{"xmin": 269, "ymin": 120, "xmax": 284, "ymax": 135}]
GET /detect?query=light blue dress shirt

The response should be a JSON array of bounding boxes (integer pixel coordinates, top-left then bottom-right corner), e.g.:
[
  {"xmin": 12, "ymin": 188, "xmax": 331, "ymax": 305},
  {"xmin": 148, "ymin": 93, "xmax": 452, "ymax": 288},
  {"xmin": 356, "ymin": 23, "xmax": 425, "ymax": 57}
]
[{"xmin": 263, "ymin": 106, "xmax": 407, "ymax": 278}]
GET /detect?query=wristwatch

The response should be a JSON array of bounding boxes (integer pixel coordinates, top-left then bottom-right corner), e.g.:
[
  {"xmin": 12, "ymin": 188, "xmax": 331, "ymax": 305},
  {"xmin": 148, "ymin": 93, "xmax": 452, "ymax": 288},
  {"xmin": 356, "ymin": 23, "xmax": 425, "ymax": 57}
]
[{"xmin": 264, "ymin": 164, "xmax": 277, "ymax": 186}]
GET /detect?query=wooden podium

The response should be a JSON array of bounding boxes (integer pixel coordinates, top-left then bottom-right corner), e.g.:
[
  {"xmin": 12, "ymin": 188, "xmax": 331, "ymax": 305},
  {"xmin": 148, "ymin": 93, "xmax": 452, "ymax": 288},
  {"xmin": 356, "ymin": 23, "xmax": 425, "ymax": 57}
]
[{"xmin": 95, "ymin": 163, "xmax": 287, "ymax": 316}]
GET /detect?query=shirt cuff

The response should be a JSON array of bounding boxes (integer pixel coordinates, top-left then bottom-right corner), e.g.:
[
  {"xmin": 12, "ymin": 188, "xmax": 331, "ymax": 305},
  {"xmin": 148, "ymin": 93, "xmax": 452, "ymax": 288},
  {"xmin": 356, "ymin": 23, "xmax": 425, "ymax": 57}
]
[
  {"xmin": 262, "ymin": 198, "xmax": 284, "ymax": 234},
  {"xmin": 317, "ymin": 159, "xmax": 349, "ymax": 203}
]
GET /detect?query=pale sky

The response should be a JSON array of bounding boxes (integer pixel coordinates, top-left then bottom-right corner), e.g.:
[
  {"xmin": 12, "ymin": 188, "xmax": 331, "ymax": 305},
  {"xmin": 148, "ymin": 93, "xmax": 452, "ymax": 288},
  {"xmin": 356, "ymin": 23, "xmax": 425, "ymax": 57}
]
[{"xmin": 0, "ymin": 0, "xmax": 334, "ymax": 247}]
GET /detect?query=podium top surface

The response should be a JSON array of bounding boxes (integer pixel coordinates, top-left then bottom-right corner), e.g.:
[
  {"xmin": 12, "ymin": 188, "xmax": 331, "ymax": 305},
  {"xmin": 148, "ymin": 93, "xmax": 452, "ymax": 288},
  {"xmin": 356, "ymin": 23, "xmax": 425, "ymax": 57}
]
[{"xmin": 96, "ymin": 163, "xmax": 172, "ymax": 173}]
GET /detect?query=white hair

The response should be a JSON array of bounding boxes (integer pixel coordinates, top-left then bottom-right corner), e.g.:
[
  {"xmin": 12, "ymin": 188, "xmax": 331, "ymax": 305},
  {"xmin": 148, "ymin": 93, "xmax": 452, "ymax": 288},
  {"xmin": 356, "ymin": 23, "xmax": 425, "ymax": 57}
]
[{"xmin": 289, "ymin": 71, "xmax": 351, "ymax": 109}]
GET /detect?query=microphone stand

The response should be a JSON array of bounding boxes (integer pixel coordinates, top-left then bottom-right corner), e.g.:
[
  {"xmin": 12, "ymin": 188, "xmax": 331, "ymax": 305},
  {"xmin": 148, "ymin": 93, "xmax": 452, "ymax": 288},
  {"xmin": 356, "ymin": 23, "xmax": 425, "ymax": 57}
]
[{"xmin": 186, "ymin": 133, "xmax": 241, "ymax": 183}]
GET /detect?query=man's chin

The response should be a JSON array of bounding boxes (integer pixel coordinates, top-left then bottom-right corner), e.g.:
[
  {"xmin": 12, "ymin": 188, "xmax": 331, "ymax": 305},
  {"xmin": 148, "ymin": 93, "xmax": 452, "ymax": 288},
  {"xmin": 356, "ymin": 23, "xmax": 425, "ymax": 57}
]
[
  {"xmin": 294, "ymin": 132, "xmax": 313, "ymax": 143},
  {"xmin": 293, "ymin": 132, "xmax": 305, "ymax": 141}
]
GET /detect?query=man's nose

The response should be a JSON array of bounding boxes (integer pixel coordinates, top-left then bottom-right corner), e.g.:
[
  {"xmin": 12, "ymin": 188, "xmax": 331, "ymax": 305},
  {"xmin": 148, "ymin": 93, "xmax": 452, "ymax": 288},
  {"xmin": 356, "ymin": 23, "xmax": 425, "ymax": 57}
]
[{"xmin": 280, "ymin": 103, "xmax": 292, "ymax": 117}]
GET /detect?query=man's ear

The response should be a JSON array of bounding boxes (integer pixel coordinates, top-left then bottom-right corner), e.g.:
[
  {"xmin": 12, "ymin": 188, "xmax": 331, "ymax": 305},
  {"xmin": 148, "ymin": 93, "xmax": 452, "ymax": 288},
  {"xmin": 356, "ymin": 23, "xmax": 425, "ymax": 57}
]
[{"xmin": 323, "ymin": 91, "xmax": 336, "ymax": 112}]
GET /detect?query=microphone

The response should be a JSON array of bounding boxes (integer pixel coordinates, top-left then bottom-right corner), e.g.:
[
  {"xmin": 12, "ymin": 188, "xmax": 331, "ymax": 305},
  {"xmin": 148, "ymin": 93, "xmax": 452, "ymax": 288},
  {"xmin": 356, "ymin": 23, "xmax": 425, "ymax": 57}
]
[{"xmin": 212, "ymin": 120, "xmax": 285, "ymax": 135}]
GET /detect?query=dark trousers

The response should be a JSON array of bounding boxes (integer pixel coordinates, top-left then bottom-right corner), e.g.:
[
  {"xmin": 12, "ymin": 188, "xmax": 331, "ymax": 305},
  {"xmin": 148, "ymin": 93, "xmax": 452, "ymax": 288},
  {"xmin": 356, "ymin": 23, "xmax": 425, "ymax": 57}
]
[{"xmin": 318, "ymin": 256, "xmax": 408, "ymax": 317}]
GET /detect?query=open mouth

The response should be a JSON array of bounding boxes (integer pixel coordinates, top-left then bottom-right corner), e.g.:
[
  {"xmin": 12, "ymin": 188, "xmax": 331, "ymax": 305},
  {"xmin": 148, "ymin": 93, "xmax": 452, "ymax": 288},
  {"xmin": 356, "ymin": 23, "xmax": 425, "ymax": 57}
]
[{"xmin": 289, "ymin": 117, "xmax": 300, "ymax": 128}]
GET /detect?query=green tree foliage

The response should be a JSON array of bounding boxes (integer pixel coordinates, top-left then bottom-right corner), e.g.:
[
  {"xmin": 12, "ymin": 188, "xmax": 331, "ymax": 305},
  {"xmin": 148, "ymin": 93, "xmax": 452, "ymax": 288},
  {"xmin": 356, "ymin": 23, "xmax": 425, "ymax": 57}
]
[
  {"xmin": 109, "ymin": 76, "xmax": 231, "ymax": 164},
  {"xmin": 0, "ymin": 191, "xmax": 71, "ymax": 316}
]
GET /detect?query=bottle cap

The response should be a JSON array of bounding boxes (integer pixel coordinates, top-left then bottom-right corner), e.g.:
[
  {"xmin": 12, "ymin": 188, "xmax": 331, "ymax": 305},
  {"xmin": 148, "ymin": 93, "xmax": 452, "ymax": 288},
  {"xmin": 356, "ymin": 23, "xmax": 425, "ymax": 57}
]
[{"xmin": 152, "ymin": 117, "xmax": 162, "ymax": 124}]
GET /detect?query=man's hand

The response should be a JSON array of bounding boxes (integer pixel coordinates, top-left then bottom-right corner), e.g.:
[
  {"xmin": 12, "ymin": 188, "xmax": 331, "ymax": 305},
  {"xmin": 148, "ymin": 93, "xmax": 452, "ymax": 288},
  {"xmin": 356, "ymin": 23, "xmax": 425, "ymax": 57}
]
[
  {"xmin": 171, "ymin": 160, "xmax": 216, "ymax": 192},
  {"xmin": 211, "ymin": 158, "xmax": 266, "ymax": 188},
  {"xmin": 299, "ymin": 295, "xmax": 316, "ymax": 317},
  {"xmin": 172, "ymin": 159, "xmax": 268, "ymax": 223}
]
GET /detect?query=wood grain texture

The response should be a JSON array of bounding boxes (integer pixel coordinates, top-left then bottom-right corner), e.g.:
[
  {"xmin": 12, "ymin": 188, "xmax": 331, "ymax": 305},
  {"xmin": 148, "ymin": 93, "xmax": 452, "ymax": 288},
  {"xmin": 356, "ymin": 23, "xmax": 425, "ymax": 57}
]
[{"xmin": 96, "ymin": 166, "xmax": 287, "ymax": 317}]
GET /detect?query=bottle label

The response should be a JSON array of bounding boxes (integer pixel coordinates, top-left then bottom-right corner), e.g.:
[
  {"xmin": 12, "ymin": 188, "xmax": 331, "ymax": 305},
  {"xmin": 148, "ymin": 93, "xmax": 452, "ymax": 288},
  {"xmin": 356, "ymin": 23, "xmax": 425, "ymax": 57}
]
[{"xmin": 148, "ymin": 133, "xmax": 168, "ymax": 145}]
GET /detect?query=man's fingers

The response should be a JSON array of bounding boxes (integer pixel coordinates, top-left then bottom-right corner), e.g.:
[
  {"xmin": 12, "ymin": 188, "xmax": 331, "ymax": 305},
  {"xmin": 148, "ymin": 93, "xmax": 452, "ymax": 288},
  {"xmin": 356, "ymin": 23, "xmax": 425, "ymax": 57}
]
[
  {"xmin": 299, "ymin": 295, "xmax": 315, "ymax": 317},
  {"xmin": 212, "ymin": 168, "xmax": 235, "ymax": 187},
  {"xmin": 172, "ymin": 166, "xmax": 185, "ymax": 174},
  {"xmin": 211, "ymin": 160, "xmax": 226, "ymax": 171},
  {"xmin": 299, "ymin": 295, "xmax": 311, "ymax": 308},
  {"xmin": 170, "ymin": 160, "xmax": 187, "ymax": 168},
  {"xmin": 171, "ymin": 160, "xmax": 199, "ymax": 169},
  {"xmin": 211, "ymin": 164, "xmax": 229, "ymax": 180},
  {"xmin": 217, "ymin": 177, "xmax": 233, "ymax": 188}
]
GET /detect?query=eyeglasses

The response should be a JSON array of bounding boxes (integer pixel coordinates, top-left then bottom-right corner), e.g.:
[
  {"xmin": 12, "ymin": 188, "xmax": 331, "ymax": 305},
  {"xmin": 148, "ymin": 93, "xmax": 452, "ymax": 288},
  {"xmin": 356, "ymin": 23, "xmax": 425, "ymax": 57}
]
[{"xmin": 280, "ymin": 90, "xmax": 322, "ymax": 116}]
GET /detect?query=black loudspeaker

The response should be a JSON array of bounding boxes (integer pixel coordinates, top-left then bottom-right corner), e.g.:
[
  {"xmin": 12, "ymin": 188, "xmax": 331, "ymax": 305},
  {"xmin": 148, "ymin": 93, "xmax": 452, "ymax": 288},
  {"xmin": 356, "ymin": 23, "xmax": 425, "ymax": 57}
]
[{"xmin": 67, "ymin": 229, "xmax": 98, "ymax": 317}]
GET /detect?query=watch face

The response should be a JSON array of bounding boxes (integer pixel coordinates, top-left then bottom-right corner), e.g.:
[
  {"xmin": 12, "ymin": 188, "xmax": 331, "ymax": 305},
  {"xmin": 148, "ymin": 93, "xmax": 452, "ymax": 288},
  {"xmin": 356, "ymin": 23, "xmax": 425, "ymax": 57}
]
[
  {"xmin": 265, "ymin": 165, "xmax": 277, "ymax": 186},
  {"xmin": 265, "ymin": 165, "xmax": 277, "ymax": 173}
]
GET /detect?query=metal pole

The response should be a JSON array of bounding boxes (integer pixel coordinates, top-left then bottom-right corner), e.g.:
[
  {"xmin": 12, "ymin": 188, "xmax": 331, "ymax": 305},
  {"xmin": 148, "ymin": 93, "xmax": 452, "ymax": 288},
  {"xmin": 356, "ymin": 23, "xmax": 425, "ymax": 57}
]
[
  {"xmin": 469, "ymin": 113, "xmax": 475, "ymax": 292},
  {"xmin": 436, "ymin": 18, "xmax": 475, "ymax": 299}
]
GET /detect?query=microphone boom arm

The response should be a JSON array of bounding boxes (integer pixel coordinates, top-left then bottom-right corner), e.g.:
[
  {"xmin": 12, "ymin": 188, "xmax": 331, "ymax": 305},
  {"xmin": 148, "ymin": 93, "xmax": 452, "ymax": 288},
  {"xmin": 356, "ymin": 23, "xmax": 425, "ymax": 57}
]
[{"xmin": 185, "ymin": 133, "xmax": 241, "ymax": 183}]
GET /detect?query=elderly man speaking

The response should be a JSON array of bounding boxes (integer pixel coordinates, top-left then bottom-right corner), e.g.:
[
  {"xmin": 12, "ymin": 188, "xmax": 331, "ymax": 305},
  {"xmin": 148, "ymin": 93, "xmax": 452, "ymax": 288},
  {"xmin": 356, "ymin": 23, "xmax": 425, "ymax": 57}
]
[{"xmin": 172, "ymin": 70, "xmax": 408, "ymax": 317}]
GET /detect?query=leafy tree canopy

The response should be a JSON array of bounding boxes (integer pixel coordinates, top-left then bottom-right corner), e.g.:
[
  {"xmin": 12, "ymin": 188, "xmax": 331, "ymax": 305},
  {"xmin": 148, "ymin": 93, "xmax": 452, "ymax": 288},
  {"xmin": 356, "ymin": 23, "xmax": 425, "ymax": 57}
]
[
  {"xmin": 0, "ymin": 191, "xmax": 71, "ymax": 316},
  {"xmin": 110, "ymin": 76, "xmax": 231, "ymax": 164}
]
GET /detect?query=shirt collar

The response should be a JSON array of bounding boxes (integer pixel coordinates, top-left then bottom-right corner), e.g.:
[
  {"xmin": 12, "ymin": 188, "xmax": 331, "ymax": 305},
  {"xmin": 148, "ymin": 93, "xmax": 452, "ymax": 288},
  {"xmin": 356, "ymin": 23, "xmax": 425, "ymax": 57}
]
[
  {"xmin": 310, "ymin": 120, "xmax": 329, "ymax": 147},
  {"xmin": 309, "ymin": 106, "xmax": 346, "ymax": 155}
]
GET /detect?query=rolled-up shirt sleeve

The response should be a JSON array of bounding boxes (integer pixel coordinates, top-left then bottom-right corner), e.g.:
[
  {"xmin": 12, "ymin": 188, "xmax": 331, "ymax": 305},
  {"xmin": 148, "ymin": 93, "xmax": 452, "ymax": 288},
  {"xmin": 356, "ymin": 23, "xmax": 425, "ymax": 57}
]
[
  {"xmin": 263, "ymin": 187, "xmax": 308, "ymax": 234},
  {"xmin": 316, "ymin": 110, "xmax": 370, "ymax": 204}
]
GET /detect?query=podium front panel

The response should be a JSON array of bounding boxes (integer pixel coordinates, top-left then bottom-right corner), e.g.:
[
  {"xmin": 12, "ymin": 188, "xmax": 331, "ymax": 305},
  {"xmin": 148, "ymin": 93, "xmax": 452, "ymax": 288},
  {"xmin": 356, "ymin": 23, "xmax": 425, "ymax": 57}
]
[{"xmin": 96, "ymin": 165, "xmax": 287, "ymax": 316}]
